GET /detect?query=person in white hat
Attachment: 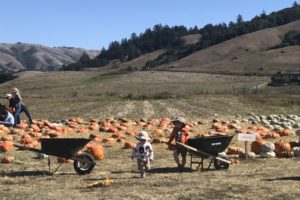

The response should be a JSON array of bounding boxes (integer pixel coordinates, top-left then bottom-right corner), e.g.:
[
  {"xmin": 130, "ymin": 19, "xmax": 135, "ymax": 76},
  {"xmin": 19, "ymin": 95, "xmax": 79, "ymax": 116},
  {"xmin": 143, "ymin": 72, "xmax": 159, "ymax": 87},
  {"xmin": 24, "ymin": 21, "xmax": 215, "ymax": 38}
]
[
  {"xmin": 131, "ymin": 131, "xmax": 153, "ymax": 178},
  {"xmin": 10, "ymin": 87, "xmax": 33, "ymax": 125},
  {"xmin": 5, "ymin": 94, "xmax": 16, "ymax": 113},
  {"xmin": 167, "ymin": 117, "xmax": 189, "ymax": 172}
]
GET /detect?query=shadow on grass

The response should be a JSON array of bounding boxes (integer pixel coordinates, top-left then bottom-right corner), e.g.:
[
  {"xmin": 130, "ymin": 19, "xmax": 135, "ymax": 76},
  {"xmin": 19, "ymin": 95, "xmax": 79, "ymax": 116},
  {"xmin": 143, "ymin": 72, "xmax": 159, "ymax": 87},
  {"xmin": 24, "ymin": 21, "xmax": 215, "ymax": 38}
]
[
  {"xmin": 2, "ymin": 170, "xmax": 75, "ymax": 177},
  {"xmin": 149, "ymin": 167, "xmax": 193, "ymax": 174},
  {"xmin": 263, "ymin": 176, "xmax": 300, "ymax": 181},
  {"xmin": 2, "ymin": 170, "xmax": 50, "ymax": 177}
]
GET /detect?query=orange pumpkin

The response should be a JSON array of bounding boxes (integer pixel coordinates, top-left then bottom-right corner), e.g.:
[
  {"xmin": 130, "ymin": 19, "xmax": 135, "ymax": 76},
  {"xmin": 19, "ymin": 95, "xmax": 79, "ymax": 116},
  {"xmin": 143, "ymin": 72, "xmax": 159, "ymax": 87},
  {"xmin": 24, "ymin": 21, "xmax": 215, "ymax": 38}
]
[
  {"xmin": 251, "ymin": 139, "xmax": 266, "ymax": 154},
  {"xmin": 0, "ymin": 141, "xmax": 14, "ymax": 152},
  {"xmin": 1, "ymin": 156, "xmax": 14, "ymax": 164},
  {"xmin": 57, "ymin": 157, "xmax": 72, "ymax": 163},
  {"xmin": 274, "ymin": 140, "xmax": 291, "ymax": 155},
  {"xmin": 124, "ymin": 141, "xmax": 136, "ymax": 149},
  {"xmin": 87, "ymin": 144, "xmax": 105, "ymax": 160}
]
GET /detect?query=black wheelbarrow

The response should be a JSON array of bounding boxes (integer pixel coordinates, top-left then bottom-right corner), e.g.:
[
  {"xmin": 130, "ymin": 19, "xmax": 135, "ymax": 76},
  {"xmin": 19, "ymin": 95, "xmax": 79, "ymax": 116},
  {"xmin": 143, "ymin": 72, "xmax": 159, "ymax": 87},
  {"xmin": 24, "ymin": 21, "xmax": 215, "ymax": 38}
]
[
  {"xmin": 14, "ymin": 138, "xmax": 96, "ymax": 175},
  {"xmin": 177, "ymin": 135, "xmax": 233, "ymax": 171}
]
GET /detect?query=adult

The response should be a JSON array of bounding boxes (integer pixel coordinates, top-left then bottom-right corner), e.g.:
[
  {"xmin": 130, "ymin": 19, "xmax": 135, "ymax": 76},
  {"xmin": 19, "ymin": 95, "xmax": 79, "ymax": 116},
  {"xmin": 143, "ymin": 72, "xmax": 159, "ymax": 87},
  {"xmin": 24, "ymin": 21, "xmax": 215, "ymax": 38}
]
[
  {"xmin": 0, "ymin": 105, "xmax": 15, "ymax": 127},
  {"xmin": 11, "ymin": 87, "xmax": 33, "ymax": 125}
]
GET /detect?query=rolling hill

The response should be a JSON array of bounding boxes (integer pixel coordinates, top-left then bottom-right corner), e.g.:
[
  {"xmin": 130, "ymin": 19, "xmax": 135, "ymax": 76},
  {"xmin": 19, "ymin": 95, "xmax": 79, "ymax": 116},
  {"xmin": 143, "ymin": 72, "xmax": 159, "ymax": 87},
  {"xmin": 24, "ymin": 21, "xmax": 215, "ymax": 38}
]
[{"xmin": 0, "ymin": 43, "xmax": 99, "ymax": 72}]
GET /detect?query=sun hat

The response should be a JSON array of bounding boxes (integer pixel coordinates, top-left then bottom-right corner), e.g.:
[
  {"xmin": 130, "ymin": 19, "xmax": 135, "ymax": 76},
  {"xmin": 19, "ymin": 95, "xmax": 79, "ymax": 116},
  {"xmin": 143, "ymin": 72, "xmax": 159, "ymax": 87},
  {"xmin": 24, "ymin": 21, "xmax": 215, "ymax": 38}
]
[
  {"xmin": 5, "ymin": 94, "xmax": 12, "ymax": 98},
  {"xmin": 135, "ymin": 131, "xmax": 150, "ymax": 140},
  {"xmin": 11, "ymin": 87, "xmax": 19, "ymax": 93},
  {"xmin": 172, "ymin": 117, "xmax": 186, "ymax": 125}
]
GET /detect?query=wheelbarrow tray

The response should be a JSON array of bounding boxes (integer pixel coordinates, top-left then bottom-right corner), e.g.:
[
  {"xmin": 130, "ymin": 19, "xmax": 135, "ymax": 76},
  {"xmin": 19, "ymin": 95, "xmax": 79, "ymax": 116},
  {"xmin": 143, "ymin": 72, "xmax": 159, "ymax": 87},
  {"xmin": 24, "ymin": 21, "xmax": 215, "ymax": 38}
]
[
  {"xmin": 186, "ymin": 135, "xmax": 233, "ymax": 156},
  {"xmin": 13, "ymin": 138, "xmax": 96, "ymax": 175},
  {"xmin": 40, "ymin": 138, "xmax": 91, "ymax": 159},
  {"xmin": 177, "ymin": 135, "xmax": 233, "ymax": 171}
]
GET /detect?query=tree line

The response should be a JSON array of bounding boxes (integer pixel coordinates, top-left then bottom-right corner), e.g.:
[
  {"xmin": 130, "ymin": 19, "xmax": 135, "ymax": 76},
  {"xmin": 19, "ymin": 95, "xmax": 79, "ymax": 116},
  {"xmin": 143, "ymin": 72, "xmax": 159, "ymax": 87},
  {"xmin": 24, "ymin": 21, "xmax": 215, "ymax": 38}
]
[
  {"xmin": 62, "ymin": 2, "xmax": 300, "ymax": 71},
  {"xmin": 0, "ymin": 71, "xmax": 17, "ymax": 84}
]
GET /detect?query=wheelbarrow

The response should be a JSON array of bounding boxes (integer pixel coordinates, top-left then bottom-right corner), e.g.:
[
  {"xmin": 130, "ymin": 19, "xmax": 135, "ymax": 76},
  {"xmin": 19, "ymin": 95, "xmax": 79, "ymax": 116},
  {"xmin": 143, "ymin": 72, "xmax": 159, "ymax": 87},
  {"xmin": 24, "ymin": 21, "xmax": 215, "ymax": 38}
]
[
  {"xmin": 13, "ymin": 138, "xmax": 96, "ymax": 175},
  {"xmin": 177, "ymin": 135, "xmax": 233, "ymax": 171}
]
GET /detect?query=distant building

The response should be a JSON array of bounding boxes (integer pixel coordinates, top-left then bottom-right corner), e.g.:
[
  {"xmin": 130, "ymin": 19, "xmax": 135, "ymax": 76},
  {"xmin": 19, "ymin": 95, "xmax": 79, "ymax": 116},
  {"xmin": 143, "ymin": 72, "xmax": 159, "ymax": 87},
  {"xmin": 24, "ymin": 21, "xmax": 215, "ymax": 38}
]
[{"xmin": 269, "ymin": 71, "xmax": 300, "ymax": 86}]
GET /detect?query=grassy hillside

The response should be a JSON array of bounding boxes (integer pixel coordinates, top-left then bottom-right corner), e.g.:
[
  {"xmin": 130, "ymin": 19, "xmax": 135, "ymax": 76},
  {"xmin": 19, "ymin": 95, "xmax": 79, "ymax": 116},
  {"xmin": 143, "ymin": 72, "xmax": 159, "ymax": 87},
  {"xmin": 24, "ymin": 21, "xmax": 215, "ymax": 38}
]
[{"xmin": 157, "ymin": 20, "xmax": 300, "ymax": 75}]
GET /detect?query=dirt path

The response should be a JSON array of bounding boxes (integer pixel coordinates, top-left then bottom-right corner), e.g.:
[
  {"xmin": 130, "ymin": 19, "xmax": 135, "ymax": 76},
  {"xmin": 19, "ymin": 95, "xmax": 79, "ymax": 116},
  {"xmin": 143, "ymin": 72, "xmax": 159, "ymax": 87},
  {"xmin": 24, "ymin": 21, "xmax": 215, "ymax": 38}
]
[
  {"xmin": 157, "ymin": 101, "xmax": 186, "ymax": 118},
  {"xmin": 116, "ymin": 101, "xmax": 136, "ymax": 118},
  {"xmin": 142, "ymin": 100, "xmax": 155, "ymax": 119}
]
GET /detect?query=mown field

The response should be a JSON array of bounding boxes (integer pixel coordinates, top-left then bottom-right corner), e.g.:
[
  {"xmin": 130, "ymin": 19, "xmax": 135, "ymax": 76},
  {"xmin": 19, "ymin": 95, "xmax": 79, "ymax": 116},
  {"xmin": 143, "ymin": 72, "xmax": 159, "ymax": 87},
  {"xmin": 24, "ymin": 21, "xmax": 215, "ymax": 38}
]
[{"xmin": 0, "ymin": 70, "xmax": 299, "ymax": 120}]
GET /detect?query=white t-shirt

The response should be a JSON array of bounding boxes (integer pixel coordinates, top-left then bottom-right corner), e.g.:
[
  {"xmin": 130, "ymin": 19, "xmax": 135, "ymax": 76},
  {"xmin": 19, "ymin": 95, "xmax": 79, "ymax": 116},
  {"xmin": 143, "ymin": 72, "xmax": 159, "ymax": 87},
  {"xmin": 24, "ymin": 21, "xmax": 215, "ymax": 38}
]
[
  {"xmin": 0, "ymin": 112, "xmax": 14, "ymax": 126},
  {"xmin": 131, "ymin": 141, "xmax": 153, "ymax": 161}
]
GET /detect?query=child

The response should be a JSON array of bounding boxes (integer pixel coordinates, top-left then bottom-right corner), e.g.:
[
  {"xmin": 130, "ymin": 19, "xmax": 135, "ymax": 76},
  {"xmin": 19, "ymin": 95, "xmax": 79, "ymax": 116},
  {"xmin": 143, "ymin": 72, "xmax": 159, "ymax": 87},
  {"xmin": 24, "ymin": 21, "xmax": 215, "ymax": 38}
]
[
  {"xmin": 131, "ymin": 131, "xmax": 153, "ymax": 178},
  {"xmin": 0, "ymin": 105, "xmax": 15, "ymax": 127},
  {"xmin": 167, "ymin": 117, "xmax": 189, "ymax": 172}
]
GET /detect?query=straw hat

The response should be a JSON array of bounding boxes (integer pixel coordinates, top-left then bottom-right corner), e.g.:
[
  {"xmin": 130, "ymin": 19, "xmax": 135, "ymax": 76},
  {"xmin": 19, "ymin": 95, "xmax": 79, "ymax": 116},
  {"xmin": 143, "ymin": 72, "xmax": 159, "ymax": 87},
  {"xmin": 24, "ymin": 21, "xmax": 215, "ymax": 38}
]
[
  {"xmin": 11, "ymin": 87, "xmax": 19, "ymax": 93},
  {"xmin": 5, "ymin": 94, "xmax": 12, "ymax": 98},
  {"xmin": 172, "ymin": 117, "xmax": 186, "ymax": 125},
  {"xmin": 135, "ymin": 131, "xmax": 150, "ymax": 140}
]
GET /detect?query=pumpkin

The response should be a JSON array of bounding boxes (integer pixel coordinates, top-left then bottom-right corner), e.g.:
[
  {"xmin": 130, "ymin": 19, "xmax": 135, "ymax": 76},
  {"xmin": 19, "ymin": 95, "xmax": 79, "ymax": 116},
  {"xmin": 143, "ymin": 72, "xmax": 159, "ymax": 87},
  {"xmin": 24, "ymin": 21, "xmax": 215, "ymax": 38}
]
[
  {"xmin": 152, "ymin": 138, "xmax": 162, "ymax": 144},
  {"xmin": 57, "ymin": 157, "xmax": 72, "ymax": 163},
  {"xmin": 274, "ymin": 140, "xmax": 291, "ymax": 155},
  {"xmin": 260, "ymin": 151, "xmax": 276, "ymax": 158},
  {"xmin": 251, "ymin": 139, "xmax": 266, "ymax": 154},
  {"xmin": 226, "ymin": 147, "xmax": 245, "ymax": 155},
  {"xmin": 1, "ymin": 156, "xmax": 14, "ymax": 164},
  {"xmin": 30, "ymin": 124, "xmax": 41, "ymax": 132},
  {"xmin": 102, "ymin": 138, "xmax": 116, "ymax": 144},
  {"xmin": 124, "ymin": 141, "xmax": 136, "ymax": 149},
  {"xmin": 1, "ymin": 135, "xmax": 13, "ymax": 141},
  {"xmin": 87, "ymin": 144, "xmax": 105, "ymax": 160},
  {"xmin": 20, "ymin": 134, "xmax": 33, "ymax": 144},
  {"xmin": 261, "ymin": 142, "xmax": 275, "ymax": 152},
  {"xmin": 0, "ymin": 141, "xmax": 14, "ymax": 152}
]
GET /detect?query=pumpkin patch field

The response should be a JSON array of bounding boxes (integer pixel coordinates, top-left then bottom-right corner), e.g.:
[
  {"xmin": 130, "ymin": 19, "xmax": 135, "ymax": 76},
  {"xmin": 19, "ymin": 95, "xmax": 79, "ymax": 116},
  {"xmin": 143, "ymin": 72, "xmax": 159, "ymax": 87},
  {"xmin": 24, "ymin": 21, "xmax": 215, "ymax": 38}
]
[
  {"xmin": 0, "ymin": 71, "xmax": 300, "ymax": 199},
  {"xmin": 0, "ymin": 115, "xmax": 299, "ymax": 200}
]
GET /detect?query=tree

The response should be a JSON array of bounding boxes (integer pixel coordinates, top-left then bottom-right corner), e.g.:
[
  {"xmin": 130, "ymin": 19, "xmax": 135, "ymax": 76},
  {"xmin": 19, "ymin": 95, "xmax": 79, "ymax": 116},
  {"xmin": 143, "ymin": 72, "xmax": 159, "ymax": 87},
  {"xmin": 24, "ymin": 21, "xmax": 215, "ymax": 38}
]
[
  {"xmin": 293, "ymin": 1, "xmax": 299, "ymax": 7},
  {"xmin": 236, "ymin": 14, "xmax": 244, "ymax": 24},
  {"xmin": 79, "ymin": 52, "xmax": 91, "ymax": 64}
]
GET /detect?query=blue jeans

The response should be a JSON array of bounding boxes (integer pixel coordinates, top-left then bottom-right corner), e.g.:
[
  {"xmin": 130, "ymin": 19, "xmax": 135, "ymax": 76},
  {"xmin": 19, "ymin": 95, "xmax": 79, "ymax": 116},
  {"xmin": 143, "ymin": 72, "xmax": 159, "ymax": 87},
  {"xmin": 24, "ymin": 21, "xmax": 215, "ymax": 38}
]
[
  {"xmin": 14, "ymin": 104, "xmax": 33, "ymax": 125},
  {"xmin": 14, "ymin": 104, "xmax": 22, "ymax": 126}
]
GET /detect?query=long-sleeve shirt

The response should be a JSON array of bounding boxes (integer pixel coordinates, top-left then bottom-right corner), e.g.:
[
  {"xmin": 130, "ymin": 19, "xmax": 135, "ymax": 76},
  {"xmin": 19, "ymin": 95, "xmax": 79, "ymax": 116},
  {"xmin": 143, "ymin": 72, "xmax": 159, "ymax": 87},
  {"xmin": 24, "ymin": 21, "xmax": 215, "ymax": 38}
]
[
  {"xmin": 0, "ymin": 112, "xmax": 15, "ymax": 127},
  {"xmin": 131, "ymin": 142, "xmax": 153, "ymax": 161},
  {"xmin": 168, "ymin": 127, "xmax": 189, "ymax": 144},
  {"xmin": 13, "ymin": 93, "xmax": 22, "ymax": 105}
]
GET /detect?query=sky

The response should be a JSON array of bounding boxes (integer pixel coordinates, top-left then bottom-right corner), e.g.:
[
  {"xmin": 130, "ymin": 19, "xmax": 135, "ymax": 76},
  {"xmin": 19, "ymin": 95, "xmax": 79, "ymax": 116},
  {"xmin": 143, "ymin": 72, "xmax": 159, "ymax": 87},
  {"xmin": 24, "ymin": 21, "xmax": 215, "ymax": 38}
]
[{"xmin": 0, "ymin": 0, "xmax": 298, "ymax": 50}]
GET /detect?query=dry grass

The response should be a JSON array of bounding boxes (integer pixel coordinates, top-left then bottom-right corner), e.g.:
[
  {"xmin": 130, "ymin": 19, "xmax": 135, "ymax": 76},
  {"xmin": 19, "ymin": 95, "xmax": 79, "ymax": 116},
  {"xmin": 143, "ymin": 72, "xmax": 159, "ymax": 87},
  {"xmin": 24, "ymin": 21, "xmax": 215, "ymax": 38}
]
[
  {"xmin": 158, "ymin": 20, "xmax": 300, "ymax": 75},
  {"xmin": 1, "ymin": 70, "xmax": 299, "ymax": 120},
  {"xmin": 1, "ymin": 116, "xmax": 299, "ymax": 200}
]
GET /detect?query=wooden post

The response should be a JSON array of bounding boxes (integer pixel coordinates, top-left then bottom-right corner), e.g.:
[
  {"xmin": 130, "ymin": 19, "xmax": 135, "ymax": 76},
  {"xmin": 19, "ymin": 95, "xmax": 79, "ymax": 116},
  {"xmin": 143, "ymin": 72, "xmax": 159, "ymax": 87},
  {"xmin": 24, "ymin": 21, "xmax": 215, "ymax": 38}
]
[
  {"xmin": 245, "ymin": 141, "xmax": 248, "ymax": 160},
  {"xmin": 238, "ymin": 133, "xmax": 256, "ymax": 160}
]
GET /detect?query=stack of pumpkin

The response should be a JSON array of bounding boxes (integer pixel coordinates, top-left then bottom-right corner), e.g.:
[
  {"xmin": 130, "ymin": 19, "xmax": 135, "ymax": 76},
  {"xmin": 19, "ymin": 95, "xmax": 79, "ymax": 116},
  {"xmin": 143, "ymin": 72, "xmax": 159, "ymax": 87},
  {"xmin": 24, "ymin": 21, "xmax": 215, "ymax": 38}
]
[{"xmin": 260, "ymin": 141, "xmax": 276, "ymax": 158}]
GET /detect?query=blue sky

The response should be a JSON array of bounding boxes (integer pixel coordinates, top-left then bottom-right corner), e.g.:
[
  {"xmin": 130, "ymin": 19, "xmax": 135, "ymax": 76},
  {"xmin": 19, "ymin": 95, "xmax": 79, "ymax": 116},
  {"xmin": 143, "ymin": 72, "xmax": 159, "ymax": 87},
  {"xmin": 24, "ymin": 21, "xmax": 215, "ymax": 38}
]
[{"xmin": 0, "ymin": 0, "xmax": 298, "ymax": 50}]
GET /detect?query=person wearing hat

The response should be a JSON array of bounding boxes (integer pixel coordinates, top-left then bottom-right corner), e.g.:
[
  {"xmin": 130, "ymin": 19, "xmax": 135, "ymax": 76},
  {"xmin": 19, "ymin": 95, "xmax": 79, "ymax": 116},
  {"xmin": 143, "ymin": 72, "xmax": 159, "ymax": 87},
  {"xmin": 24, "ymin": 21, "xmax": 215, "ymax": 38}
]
[
  {"xmin": 167, "ymin": 117, "xmax": 189, "ymax": 172},
  {"xmin": 11, "ymin": 87, "xmax": 33, "ymax": 125},
  {"xmin": 0, "ymin": 105, "xmax": 15, "ymax": 127},
  {"xmin": 5, "ymin": 94, "xmax": 16, "ymax": 113},
  {"xmin": 131, "ymin": 131, "xmax": 154, "ymax": 178}
]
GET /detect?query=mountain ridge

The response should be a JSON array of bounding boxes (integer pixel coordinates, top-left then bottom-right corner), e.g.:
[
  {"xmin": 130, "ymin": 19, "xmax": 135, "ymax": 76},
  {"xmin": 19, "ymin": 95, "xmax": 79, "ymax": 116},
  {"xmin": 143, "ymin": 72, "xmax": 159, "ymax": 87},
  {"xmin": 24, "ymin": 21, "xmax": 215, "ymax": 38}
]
[{"xmin": 0, "ymin": 42, "xmax": 99, "ymax": 72}]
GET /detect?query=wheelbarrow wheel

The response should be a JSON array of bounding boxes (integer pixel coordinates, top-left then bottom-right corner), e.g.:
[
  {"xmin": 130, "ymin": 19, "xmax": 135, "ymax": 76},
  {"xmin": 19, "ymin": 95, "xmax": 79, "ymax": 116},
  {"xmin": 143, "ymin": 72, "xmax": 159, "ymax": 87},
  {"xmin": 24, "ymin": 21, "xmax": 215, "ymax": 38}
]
[
  {"xmin": 73, "ymin": 152, "xmax": 96, "ymax": 175},
  {"xmin": 214, "ymin": 157, "xmax": 229, "ymax": 170}
]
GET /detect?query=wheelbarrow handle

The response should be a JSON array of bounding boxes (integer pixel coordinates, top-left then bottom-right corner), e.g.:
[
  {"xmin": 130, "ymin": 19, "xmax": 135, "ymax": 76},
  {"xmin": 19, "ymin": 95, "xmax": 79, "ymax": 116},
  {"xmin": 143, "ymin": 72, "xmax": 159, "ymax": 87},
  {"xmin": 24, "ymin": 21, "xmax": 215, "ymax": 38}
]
[{"xmin": 13, "ymin": 143, "xmax": 43, "ymax": 153}]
